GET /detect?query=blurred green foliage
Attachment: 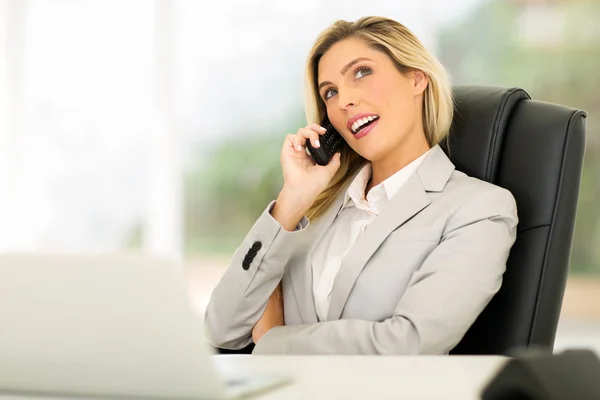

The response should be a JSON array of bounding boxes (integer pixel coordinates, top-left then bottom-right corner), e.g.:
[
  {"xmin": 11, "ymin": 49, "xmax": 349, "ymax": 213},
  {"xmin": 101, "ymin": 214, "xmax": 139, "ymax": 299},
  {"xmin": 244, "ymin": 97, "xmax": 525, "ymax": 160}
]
[
  {"xmin": 183, "ymin": 0, "xmax": 600, "ymax": 274},
  {"xmin": 183, "ymin": 113, "xmax": 305, "ymax": 254}
]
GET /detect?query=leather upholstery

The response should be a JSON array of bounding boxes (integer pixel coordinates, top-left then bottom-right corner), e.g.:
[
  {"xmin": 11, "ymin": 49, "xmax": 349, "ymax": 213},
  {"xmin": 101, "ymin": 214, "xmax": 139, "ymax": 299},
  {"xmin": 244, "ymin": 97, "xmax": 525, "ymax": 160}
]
[{"xmin": 447, "ymin": 85, "xmax": 587, "ymax": 355}]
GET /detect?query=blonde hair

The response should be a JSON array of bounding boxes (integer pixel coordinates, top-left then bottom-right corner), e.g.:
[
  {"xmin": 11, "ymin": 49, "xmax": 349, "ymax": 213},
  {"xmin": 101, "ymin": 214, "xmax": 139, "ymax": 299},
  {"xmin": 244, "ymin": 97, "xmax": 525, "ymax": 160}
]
[{"xmin": 304, "ymin": 16, "xmax": 454, "ymax": 221}]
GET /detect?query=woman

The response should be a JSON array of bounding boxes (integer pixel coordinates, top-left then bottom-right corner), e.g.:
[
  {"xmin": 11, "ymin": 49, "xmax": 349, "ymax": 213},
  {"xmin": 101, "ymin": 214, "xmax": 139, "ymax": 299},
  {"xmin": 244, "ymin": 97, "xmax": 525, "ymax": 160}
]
[{"xmin": 204, "ymin": 16, "xmax": 518, "ymax": 355}]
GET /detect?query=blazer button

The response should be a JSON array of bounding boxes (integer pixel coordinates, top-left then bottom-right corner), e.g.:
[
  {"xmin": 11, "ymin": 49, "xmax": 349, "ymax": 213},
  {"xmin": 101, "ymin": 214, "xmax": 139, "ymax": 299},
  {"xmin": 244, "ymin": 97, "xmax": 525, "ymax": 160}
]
[
  {"xmin": 242, "ymin": 261, "xmax": 251, "ymax": 270},
  {"xmin": 251, "ymin": 241, "xmax": 262, "ymax": 251},
  {"xmin": 248, "ymin": 248, "xmax": 257, "ymax": 257}
]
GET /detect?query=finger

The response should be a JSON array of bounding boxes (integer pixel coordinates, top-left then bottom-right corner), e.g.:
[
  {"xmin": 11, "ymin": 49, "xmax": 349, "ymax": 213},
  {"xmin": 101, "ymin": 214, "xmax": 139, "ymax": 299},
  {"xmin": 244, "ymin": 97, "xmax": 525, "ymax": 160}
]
[
  {"xmin": 286, "ymin": 134, "xmax": 304, "ymax": 152},
  {"xmin": 325, "ymin": 152, "xmax": 342, "ymax": 172},
  {"xmin": 307, "ymin": 123, "xmax": 328, "ymax": 135},
  {"xmin": 297, "ymin": 128, "xmax": 321, "ymax": 149}
]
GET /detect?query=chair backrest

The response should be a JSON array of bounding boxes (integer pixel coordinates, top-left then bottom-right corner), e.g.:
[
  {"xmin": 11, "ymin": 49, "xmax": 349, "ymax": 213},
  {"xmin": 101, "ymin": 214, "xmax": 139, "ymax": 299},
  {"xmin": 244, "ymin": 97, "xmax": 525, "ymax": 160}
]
[{"xmin": 446, "ymin": 85, "xmax": 587, "ymax": 355}]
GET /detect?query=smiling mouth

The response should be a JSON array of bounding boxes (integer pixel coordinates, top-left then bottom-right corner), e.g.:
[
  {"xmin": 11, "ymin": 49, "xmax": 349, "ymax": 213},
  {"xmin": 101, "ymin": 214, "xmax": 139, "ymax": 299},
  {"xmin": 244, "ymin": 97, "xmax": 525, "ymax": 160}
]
[{"xmin": 351, "ymin": 115, "xmax": 380, "ymax": 135}]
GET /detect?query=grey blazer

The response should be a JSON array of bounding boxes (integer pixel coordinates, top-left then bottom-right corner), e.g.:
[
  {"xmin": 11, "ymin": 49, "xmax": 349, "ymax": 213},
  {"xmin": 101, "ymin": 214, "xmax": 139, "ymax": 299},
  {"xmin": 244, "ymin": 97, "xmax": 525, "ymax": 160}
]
[{"xmin": 204, "ymin": 145, "xmax": 518, "ymax": 355}]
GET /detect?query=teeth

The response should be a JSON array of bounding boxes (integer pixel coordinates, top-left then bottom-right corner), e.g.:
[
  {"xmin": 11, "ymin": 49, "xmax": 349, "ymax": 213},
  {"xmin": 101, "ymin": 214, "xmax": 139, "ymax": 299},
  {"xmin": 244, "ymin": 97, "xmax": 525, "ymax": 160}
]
[{"xmin": 351, "ymin": 115, "xmax": 379, "ymax": 133}]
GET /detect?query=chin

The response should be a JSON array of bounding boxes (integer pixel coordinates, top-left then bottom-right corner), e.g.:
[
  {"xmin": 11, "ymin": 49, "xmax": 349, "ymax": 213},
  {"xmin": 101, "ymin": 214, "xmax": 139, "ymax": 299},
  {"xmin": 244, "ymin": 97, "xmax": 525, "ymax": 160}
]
[
  {"xmin": 350, "ymin": 138, "xmax": 381, "ymax": 158},
  {"xmin": 353, "ymin": 147, "xmax": 382, "ymax": 162}
]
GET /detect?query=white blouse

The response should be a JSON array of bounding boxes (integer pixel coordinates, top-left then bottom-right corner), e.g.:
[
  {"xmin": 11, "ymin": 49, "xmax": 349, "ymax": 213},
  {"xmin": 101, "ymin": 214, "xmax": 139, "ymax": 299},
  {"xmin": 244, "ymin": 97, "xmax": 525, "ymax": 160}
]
[{"xmin": 311, "ymin": 149, "xmax": 431, "ymax": 321}]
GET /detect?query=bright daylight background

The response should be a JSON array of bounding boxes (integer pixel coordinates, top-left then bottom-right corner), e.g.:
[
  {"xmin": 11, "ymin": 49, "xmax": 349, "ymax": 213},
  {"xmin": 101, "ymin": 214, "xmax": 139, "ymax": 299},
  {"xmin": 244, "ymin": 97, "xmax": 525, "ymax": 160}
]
[{"xmin": 1, "ymin": 0, "xmax": 599, "ymax": 353}]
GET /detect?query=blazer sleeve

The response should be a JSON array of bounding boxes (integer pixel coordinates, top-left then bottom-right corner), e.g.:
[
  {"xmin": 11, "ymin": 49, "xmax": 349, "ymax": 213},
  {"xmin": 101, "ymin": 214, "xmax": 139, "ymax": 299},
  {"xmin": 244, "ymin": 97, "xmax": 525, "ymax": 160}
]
[
  {"xmin": 252, "ymin": 186, "xmax": 518, "ymax": 355},
  {"xmin": 204, "ymin": 200, "xmax": 309, "ymax": 350}
]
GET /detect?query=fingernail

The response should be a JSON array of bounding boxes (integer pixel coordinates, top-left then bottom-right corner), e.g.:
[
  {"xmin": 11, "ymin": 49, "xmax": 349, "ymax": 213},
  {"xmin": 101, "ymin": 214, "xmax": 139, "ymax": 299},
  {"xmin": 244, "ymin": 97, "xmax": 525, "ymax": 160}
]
[
  {"xmin": 296, "ymin": 144, "xmax": 302, "ymax": 151},
  {"xmin": 315, "ymin": 139, "xmax": 320, "ymax": 148},
  {"xmin": 319, "ymin": 126, "xmax": 327, "ymax": 132}
]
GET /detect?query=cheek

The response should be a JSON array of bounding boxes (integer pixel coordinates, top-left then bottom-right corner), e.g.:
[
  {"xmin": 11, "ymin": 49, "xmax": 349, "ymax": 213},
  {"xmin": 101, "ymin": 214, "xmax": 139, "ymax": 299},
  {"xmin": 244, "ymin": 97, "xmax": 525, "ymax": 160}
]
[
  {"xmin": 325, "ymin": 108, "xmax": 345, "ymax": 132},
  {"xmin": 367, "ymin": 78, "xmax": 414, "ymax": 118},
  {"xmin": 365, "ymin": 79, "xmax": 394, "ymax": 106}
]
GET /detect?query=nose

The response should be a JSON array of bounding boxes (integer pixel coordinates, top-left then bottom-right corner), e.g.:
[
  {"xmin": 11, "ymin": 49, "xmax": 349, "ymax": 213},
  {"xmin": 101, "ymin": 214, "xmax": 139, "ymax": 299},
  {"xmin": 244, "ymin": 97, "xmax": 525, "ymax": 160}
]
[{"xmin": 337, "ymin": 88, "xmax": 359, "ymax": 111}]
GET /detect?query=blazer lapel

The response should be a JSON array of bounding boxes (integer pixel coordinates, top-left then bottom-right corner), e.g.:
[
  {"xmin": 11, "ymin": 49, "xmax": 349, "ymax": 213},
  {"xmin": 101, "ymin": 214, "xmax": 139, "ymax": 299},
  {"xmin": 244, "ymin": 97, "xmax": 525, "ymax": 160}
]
[
  {"xmin": 326, "ymin": 145, "xmax": 455, "ymax": 321},
  {"xmin": 326, "ymin": 173, "xmax": 429, "ymax": 320},
  {"xmin": 287, "ymin": 170, "xmax": 359, "ymax": 324}
]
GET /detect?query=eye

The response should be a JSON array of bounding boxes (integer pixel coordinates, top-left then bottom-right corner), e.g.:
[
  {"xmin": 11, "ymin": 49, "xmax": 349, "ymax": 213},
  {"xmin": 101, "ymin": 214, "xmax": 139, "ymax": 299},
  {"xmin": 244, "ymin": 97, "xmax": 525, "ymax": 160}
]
[
  {"xmin": 323, "ymin": 88, "xmax": 338, "ymax": 100},
  {"xmin": 355, "ymin": 66, "xmax": 372, "ymax": 79}
]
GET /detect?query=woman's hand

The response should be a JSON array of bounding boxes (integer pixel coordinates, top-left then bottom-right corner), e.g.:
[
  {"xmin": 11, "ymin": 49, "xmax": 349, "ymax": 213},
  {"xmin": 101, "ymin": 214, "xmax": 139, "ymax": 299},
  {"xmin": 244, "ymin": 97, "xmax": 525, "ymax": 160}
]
[
  {"xmin": 252, "ymin": 283, "xmax": 284, "ymax": 344},
  {"xmin": 270, "ymin": 124, "xmax": 342, "ymax": 231},
  {"xmin": 281, "ymin": 123, "xmax": 341, "ymax": 201}
]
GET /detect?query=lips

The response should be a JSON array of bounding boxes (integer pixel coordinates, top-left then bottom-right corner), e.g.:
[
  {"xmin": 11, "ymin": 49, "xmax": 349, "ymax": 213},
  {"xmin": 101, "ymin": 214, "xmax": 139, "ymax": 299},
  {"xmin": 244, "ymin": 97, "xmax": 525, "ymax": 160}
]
[
  {"xmin": 346, "ymin": 113, "xmax": 380, "ymax": 133},
  {"xmin": 346, "ymin": 113, "xmax": 379, "ymax": 136},
  {"xmin": 354, "ymin": 118, "xmax": 379, "ymax": 140}
]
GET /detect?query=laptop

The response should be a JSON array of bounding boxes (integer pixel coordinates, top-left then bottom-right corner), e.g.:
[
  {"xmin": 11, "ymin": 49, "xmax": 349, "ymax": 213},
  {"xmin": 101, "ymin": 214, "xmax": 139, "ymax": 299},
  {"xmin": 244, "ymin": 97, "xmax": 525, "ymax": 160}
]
[{"xmin": 0, "ymin": 253, "xmax": 290, "ymax": 399}]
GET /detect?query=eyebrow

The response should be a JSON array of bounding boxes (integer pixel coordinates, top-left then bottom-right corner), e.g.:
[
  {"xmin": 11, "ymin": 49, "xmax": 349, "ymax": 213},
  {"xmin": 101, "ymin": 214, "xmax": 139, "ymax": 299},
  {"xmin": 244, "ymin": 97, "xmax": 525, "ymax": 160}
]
[{"xmin": 317, "ymin": 57, "xmax": 374, "ymax": 92}]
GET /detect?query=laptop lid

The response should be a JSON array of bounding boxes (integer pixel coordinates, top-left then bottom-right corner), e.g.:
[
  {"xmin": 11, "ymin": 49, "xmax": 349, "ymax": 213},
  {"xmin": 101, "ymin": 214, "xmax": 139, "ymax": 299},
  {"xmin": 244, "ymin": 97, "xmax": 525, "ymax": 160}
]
[{"xmin": 0, "ymin": 253, "xmax": 228, "ymax": 399}]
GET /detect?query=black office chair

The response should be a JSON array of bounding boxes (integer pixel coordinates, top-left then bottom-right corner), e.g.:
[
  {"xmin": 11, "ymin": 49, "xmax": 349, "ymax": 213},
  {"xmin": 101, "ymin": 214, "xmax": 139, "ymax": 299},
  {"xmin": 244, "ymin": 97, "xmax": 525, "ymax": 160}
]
[
  {"xmin": 216, "ymin": 85, "xmax": 587, "ymax": 356},
  {"xmin": 447, "ymin": 85, "xmax": 587, "ymax": 355}
]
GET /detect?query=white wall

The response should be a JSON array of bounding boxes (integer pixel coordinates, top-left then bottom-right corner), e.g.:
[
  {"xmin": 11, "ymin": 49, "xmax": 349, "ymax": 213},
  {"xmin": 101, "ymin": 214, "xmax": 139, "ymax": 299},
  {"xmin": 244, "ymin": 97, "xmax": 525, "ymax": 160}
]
[{"xmin": 0, "ymin": 0, "xmax": 27, "ymax": 251}]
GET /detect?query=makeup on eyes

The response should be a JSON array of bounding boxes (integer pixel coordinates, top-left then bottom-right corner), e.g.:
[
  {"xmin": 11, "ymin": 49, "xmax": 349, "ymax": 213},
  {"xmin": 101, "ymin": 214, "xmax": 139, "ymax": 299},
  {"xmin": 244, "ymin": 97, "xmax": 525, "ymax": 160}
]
[{"xmin": 321, "ymin": 65, "xmax": 373, "ymax": 101}]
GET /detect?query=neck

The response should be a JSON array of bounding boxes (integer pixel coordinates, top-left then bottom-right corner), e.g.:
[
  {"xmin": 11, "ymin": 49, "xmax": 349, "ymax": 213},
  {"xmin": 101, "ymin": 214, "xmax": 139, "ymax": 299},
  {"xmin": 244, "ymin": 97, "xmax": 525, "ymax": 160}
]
[{"xmin": 369, "ymin": 134, "xmax": 431, "ymax": 190}]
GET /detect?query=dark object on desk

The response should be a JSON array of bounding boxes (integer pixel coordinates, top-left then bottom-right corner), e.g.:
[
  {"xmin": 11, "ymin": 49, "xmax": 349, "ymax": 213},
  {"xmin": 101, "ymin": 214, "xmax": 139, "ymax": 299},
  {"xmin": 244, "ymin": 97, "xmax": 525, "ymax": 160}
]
[
  {"xmin": 481, "ymin": 349, "xmax": 600, "ymax": 400},
  {"xmin": 217, "ymin": 343, "xmax": 254, "ymax": 355},
  {"xmin": 446, "ymin": 85, "xmax": 587, "ymax": 355}
]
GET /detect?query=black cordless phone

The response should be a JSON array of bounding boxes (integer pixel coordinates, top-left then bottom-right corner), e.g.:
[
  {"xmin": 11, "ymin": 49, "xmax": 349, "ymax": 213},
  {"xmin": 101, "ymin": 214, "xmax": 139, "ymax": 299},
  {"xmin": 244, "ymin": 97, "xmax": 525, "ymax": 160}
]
[{"xmin": 305, "ymin": 118, "xmax": 344, "ymax": 166}]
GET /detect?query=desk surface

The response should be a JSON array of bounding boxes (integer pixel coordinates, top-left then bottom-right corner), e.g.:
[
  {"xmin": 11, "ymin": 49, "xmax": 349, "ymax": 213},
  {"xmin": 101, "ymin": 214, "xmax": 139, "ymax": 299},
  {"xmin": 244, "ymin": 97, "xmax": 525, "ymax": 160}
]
[
  {"xmin": 0, "ymin": 355, "xmax": 507, "ymax": 400},
  {"xmin": 214, "ymin": 355, "xmax": 508, "ymax": 399}
]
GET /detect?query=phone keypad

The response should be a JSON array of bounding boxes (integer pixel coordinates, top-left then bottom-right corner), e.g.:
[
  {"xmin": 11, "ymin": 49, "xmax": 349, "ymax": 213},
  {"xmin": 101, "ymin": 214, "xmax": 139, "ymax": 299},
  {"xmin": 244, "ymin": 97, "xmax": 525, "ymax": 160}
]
[
  {"xmin": 323, "ymin": 129, "xmax": 342, "ymax": 156},
  {"xmin": 306, "ymin": 121, "xmax": 343, "ymax": 165}
]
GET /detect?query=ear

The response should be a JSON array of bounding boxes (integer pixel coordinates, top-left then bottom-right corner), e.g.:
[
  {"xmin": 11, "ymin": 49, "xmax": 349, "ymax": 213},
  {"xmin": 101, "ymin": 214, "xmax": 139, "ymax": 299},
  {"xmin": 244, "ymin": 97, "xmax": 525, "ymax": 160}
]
[{"xmin": 412, "ymin": 70, "xmax": 428, "ymax": 96}]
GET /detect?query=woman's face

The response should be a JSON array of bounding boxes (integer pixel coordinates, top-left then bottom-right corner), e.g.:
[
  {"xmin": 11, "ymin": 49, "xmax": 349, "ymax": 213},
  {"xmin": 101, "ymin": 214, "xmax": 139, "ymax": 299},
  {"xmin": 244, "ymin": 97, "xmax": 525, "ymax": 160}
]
[{"xmin": 317, "ymin": 37, "xmax": 429, "ymax": 162}]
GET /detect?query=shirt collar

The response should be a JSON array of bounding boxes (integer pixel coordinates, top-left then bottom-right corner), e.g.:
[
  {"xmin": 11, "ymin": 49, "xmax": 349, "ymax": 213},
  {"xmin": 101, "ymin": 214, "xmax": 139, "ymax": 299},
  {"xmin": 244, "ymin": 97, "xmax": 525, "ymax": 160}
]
[
  {"xmin": 381, "ymin": 147, "xmax": 431, "ymax": 199},
  {"xmin": 342, "ymin": 163, "xmax": 372, "ymax": 211},
  {"xmin": 340, "ymin": 148, "xmax": 433, "ymax": 214}
]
